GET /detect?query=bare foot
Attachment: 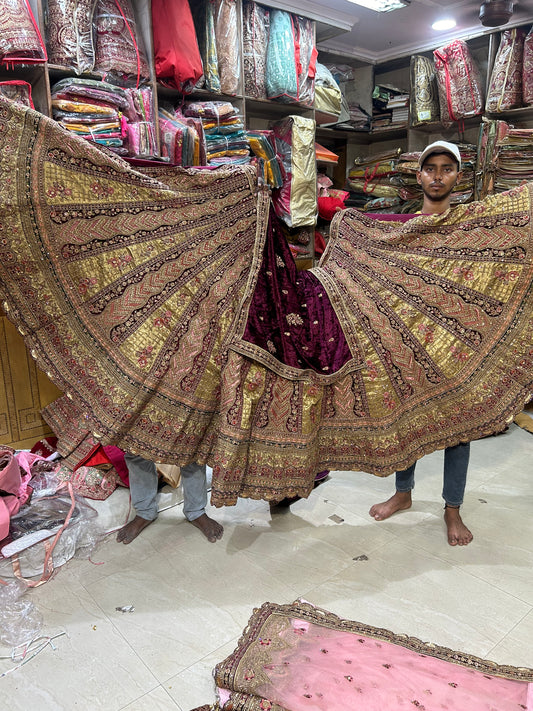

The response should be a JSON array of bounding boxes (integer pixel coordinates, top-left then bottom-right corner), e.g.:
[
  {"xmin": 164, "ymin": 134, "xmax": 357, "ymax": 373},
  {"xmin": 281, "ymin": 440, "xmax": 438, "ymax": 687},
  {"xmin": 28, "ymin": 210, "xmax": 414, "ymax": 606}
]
[
  {"xmin": 188, "ymin": 513, "xmax": 224, "ymax": 542},
  {"xmin": 116, "ymin": 515, "xmax": 153, "ymax": 544},
  {"xmin": 444, "ymin": 506, "xmax": 473, "ymax": 546},
  {"xmin": 369, "ymin": 491, "xmax": 412, "ymax": 520}
]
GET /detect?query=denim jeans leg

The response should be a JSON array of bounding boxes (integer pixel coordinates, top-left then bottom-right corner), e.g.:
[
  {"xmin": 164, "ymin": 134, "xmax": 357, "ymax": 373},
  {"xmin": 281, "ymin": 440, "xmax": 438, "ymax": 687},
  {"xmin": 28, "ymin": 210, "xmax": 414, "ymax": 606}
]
[
  {"xmin": 395, "ymin": 462, "xmax": 416, "ymax": 492},
  {"xmin": 442, "ymin": 442, "xmax": 470, "ymax": 507},
  {"xmin": 124, "ymin": 453, "xmax": 159, "ymax": 521},
  {"xmin": 182, "ymin": 462, "xmax": 207, "ymax": 522}
]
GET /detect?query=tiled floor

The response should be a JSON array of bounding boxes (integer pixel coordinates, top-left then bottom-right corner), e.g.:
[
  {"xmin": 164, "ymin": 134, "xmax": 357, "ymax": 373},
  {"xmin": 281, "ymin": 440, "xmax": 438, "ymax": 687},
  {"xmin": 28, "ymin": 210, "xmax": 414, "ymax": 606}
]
[{"xmin": 2, "ymin": 421, "xmax": 532, "ymax": 710}]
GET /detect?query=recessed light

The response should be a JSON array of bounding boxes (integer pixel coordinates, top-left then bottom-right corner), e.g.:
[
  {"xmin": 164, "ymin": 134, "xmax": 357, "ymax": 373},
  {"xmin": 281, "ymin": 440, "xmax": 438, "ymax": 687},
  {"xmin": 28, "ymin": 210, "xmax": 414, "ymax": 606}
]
[
  {"xmin": 432, "ymin": 18, "xmax": 457, "ymax": 31},
  {"xmin": 345, "ymin": 0, "xmax": 409, "ymax": 12}
]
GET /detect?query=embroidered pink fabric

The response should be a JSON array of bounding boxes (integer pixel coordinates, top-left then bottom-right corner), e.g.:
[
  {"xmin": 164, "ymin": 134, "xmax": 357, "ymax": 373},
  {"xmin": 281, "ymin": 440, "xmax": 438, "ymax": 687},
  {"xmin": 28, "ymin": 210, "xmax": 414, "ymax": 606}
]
[{"xmin": 244, "ymin": 617, "xmax": 532, "ymax": 710}]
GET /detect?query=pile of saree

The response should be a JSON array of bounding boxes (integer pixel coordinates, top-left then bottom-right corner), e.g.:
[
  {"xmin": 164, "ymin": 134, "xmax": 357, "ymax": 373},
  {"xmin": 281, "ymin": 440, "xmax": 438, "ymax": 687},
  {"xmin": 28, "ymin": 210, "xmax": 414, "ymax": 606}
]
[
  {"xmin": 0, "ymin": 95, "xmax": 533, "ymax": 507},
  {"xmin": 192, "ymin": 600, "xmax": 533, "ymax": 711}
]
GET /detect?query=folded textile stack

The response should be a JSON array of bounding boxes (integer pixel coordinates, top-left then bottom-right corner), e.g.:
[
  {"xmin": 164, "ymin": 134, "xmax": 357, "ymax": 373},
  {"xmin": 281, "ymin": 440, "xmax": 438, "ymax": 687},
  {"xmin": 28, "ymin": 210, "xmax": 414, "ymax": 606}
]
[
  {"xmin": 478, "ymin": 119, "xmax": 533, "ymax": 197},
  {"xmin": 347, "ymin": 148, "xmax": 403, "ymax": 203},
  {"xmin": 247, "ymin": 129, "xmax": 283, "ymax": 187},
  {"xmin": 158, "ymin": 107, "xmax": 203, "ymax": 166},
  {"xmin": 334, "ymin": 102, "xmax": 372, "ymax": 131},
  {"xmin": 51, "ymin": 78, "xmax": 156, "ymax": 157},
  {"xmin": 184, "ymin": 101, "xmax": 250, "ymax": 166}
]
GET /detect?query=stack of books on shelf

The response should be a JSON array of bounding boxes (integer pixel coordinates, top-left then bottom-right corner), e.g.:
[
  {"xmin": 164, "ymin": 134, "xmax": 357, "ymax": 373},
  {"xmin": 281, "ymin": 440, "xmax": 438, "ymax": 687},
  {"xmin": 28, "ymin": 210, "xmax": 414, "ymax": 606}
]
[{"xmin": 371, "ymin": 85, "xmax": 409, "ymax": 132}]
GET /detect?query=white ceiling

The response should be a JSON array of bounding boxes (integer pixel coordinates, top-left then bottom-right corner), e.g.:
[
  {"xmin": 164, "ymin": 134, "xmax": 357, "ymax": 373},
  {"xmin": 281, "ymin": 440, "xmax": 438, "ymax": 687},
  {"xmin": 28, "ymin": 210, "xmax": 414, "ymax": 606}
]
[{"xmin": 267, "ymin": 0, "xmax": 533, "ymax": 63}]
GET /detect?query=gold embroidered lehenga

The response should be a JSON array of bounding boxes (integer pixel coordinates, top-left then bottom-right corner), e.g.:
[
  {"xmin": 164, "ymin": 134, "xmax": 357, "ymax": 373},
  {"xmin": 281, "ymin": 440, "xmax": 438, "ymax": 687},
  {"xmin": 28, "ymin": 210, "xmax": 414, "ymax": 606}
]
[{"xmin": 0, "ymin": 95, "xmax": 532, "ymax": 507}]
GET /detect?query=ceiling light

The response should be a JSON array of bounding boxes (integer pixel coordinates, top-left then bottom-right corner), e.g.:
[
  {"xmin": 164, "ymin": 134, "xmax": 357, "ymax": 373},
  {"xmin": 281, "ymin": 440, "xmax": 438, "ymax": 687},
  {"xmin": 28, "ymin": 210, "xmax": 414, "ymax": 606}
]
[
  {"xmin": 345, "ymin": 0, "xmax": 409, "ymax": 12},
  {"xmin": 432, "ymin": 18, "xmax": 457, "ymax": 31}
]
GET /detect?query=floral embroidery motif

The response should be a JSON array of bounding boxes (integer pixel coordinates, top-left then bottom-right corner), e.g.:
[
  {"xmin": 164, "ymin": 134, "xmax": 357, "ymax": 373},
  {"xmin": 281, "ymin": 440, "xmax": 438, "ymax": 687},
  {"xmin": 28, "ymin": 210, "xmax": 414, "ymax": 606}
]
[
  {"xmin": 383, "ymin": 392, "xmax": 396, "ymax": 410},
  {"xmin": 452, "ymin": 266, "xmax": 474, "ymax": 280},
  {"xmin": 418, "ymin": 323, "xmax": 435, "ymax": 344},
  {"xmin": 136, "ymin": 346, "xmax": 153, "ymax": 368},
  {"xmin": 495, "ymin": 269, "xmax": 519, "ymax": 283},
  {"xmin": 154, "ymin": 311, "xmax": 173, "ymax": 328},
  {"xmin": 46, "ymin": 182, "xmax": 73, "ymax": 199},
  {"xmin": 449, "ymin": 344, "xmax": 470, "ymax": 362},
  {"xmin": 91, "ymin": 181, "xmax": 114, "ymax": 198},
  {"xmin": 286, "ymin": 313, "xmax": 303, "ymax": 326},
  {"xmin": 78, "ymin": 277, "xmax": 98, "ymax": 294},
  {"xmin": 107, "ymin": 253, "xmax": 133, "ymax": 269}
]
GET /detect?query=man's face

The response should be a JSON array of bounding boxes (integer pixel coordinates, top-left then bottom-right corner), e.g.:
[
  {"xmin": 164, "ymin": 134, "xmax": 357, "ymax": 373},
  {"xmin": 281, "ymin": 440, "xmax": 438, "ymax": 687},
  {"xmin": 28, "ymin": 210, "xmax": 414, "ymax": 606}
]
[{"xmin": 416, "ymin": 152, "xmax": 462, "ymax": 204}]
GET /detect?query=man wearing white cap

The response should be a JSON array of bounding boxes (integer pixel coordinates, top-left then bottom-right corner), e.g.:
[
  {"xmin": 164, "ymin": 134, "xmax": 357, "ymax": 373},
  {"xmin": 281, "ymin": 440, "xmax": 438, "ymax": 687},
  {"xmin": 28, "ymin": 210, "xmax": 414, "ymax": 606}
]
[{"xmin": 370, "ymin": 140, "xmax": 473, "ymax": 547}]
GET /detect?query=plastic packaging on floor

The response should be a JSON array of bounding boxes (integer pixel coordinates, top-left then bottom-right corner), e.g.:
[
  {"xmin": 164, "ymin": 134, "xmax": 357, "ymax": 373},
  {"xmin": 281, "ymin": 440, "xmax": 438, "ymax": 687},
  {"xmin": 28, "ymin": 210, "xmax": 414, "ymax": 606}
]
[
  {"xmin": 0, "ymin": 470, "xmax": 104, "ymax": 583},
  {"xmin": 0, "ymin": 579, "xmax": 42, "ymax": 647}
]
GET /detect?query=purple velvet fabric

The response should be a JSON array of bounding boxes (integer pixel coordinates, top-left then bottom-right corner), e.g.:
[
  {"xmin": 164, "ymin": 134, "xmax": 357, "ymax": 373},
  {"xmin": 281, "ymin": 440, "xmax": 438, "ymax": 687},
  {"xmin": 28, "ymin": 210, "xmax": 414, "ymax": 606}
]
[{"xmin": 243, "ymin": 211, "xmax": 352, "ymax": 373}]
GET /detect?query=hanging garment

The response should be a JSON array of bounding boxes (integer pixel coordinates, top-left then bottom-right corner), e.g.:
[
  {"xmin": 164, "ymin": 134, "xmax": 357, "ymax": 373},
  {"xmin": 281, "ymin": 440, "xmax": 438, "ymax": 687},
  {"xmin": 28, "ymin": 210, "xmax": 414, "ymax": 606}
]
[
  {"xmin": 93, "ymin": 0, "xmax": 150, "ymax": 82},
  {"xmin": 152, "ymin": 0, "xmax": 204, "ymax": 94},
  {"xmin": 214, "ymin": 0, "xmax": 240, "ymax": 96},
  {"xmin": 242, "ymin": 0, "xmax": 269, "ymax": 99},
  {"xmin": 486, "ymin": 28, "xmax": 526, "ymax": 112},
  {"xmin": 45, "ymin": 0, "xmax": 98, "ymax": 74},
  {"xmin": 409, "ymin": 54, "xmax": 440, "ymax": 127},
  {"xmin": 1, "ymin": 96, "xmax": 533, "ymax": 507},
  {"xmin": 434, "ymin": 40, "xmax": 485, "ymax": 125},
  {"xmin": 523, "ymin": 25, "xmax": 533, "ymax": 106},
  {"xmin": 266, "ymin": 9, "xmax": 299, "ymax": 102},
  {"xmin": 295, "ymin": 15, "xmax": 317, "ymax": 107}
]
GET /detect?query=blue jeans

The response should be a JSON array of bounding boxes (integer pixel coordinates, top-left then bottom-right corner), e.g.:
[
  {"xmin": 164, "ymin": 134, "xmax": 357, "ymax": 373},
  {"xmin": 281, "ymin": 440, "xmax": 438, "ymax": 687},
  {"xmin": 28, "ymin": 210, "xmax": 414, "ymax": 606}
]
[
  {"xmin": 395, "ymin": 442, "xmax": 470, "ymax": 507},
  {"xmin": 124, "ymin": 454, "xmax": 207, "ymax": 522}
]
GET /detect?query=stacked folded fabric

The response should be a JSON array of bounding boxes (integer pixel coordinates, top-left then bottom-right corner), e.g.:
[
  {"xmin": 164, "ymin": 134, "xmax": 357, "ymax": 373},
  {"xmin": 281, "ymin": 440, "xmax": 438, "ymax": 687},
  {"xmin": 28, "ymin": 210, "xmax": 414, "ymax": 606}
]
[
  {"xmin": 347, "ymin": 148, "xmax": 403, "ymax": 202},
  {"xmin": 184, "ymin": 101, "xmax": 250, "ymax": 166},
  {"xmin": 158, "ymin": 107, "xmax": 201, "ymax": 166},
  {"xmin": 51, "ymin": 78, "xmax": 128, "ymax": 151},
  {"xmin": 246, "ymin": 129, "xmax": 283, "ymax": 188},
  {"xmin": 478, "ymin": 120, "xmax": 533, "ymax": 196},
  {"xmin": 51, "ymin": 78, "xmax": 157, "ymax": 157}
]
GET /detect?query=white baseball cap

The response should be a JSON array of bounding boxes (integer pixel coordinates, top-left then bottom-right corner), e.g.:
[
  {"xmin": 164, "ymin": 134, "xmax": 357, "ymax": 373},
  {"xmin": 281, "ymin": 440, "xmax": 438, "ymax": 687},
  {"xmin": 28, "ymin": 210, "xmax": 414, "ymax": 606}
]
[{"xmin": 418, "ymin": 141, "xmax": 461, "ymax": 170}]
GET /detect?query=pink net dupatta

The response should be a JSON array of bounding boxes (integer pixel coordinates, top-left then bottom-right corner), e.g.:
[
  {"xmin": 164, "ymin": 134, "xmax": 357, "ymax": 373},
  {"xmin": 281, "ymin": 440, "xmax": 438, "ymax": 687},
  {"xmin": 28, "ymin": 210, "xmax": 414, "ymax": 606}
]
[{"xmin": 206, "ymin": 601, "xmax": 533, "ymax": 711}]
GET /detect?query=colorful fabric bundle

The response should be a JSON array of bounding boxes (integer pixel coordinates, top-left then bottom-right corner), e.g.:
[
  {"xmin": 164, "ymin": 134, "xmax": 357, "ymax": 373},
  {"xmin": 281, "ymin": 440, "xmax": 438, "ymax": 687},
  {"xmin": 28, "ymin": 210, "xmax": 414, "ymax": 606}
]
[
  {"xmin": 183, "ymin": 100, "xmax": 247, "ymax": 166},
  {"xmin": 1, "ymin": 95, "xmax": 533, "ymax": 507},
  {"xmin": 434, "ymin": 40, "xmax": 485, "ymax": 125},
  {"xmin": 123, "ymin": 87, "xmax": 157, "ymax": 157},
  {"xmin": 0, "ymin": 0, "xmax": 47, "ymax": 63},
  {"xmin": 410, "ymin": 54, "xmax": 440, "ymax": 127},
  {"xmin": 242, "ymin": 0, "xmax": 269, "ymax": 99},
  {"xmin": 486, "ymin": 28, "xmax": 526, "ymax": 112},
  {"xmin": 151, "ymin": 0, "xmax": 204, "ymax": 94},
  {"xmin": 51, "ymin": 78, "xmax": 156, "ymax": 157},
  {"xmin": 266, "ymin": 9, "xmax": 299, "ymax": 102},
  {"xmin": 523, "ymin": 25, "xmax": 533, "ymax": 106},
  {"xmin": 214, "ymin": 0, "xmax": 240, "ymax": 96},
  {"xmin": 45, "ymin": 0, "xmax": 97, "ymax": 74},
  {"xmin": 478, "ymin": 119, "xmax": 533, "ymax": 196},
  {"xmin": 194, "ymin": 600, "xmax": 533, "ymax": 711},
  {"xmin": 271, "ymin": 115, "xmax": 317, "ymax": 227},
  {"xmin": 93, "ymin": 0, "xmax": 150, "ymax": 82},
  {"xmin": 247, "ymin": 129, "xmax": 283, "ymax": 188}
]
